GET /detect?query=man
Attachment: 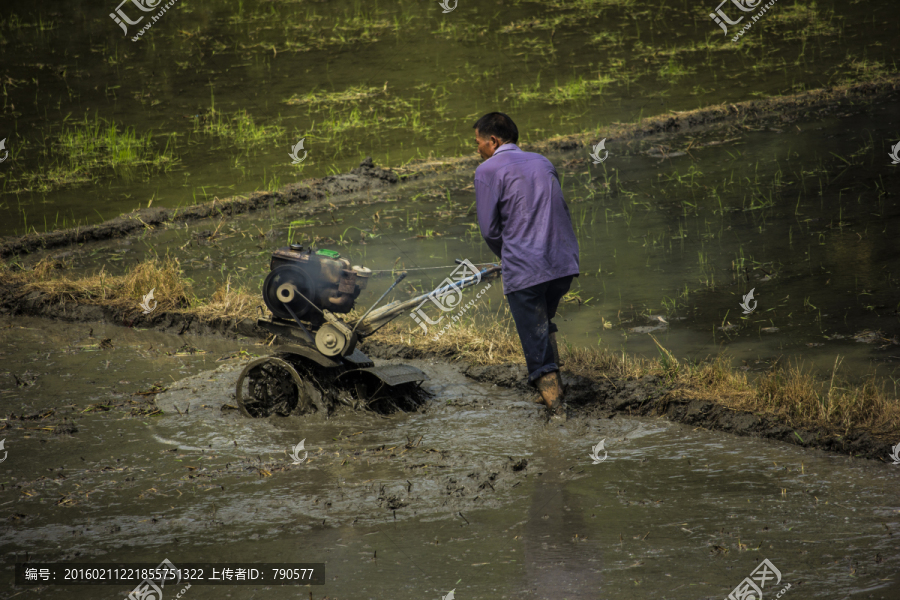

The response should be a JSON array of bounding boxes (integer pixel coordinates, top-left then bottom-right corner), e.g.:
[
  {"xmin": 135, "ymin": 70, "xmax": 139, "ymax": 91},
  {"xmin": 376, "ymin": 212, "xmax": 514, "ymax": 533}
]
[{"xmin": 472, "ymin": 112, "xmax": 580, "ymax": 419}]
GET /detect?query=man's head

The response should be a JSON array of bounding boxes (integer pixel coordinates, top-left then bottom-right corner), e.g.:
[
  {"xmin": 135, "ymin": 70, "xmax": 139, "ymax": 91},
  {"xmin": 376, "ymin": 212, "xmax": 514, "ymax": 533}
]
[{"xmin": 473, "ymin": 112, "xmax": 518, "ymax": 160}]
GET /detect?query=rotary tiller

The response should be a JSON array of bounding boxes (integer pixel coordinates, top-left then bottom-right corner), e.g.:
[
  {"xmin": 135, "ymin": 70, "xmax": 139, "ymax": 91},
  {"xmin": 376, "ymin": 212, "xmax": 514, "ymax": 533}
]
[{"xmin": 234, "ymin": 244, "xmax": 499, "ymax": 417}]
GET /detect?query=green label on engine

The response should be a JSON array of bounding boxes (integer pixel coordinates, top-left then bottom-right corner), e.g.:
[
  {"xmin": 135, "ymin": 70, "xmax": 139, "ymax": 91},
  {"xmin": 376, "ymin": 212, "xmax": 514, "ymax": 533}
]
[{"xmin": 315, "ymin": 249, "xmax": 341, "ymax": 259}]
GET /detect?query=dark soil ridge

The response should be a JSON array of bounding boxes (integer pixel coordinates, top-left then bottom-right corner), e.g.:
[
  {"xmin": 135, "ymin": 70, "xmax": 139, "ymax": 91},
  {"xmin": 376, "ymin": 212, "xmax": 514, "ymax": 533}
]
[
  {"xmin": 3, "ymin": 76, "xmax": 898, "ymax": 260},
  {"xmin": 354, "ymin": 75, "xmax": 900, "ymax": 172},
  {"xmin": 0, "ymin": 291, "xmax": 269, "ymax": 339},
  {"xmin": 0, "ymin": 157, "xmax": 404, "ymax": 260},
  {"xmin": 363, "ymin": 341, "xmax": 898, "ymax": 464}
]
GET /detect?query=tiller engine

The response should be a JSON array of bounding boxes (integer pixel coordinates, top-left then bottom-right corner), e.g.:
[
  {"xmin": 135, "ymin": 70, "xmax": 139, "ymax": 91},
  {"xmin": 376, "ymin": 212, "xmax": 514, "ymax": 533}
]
[{"xmin": 235, "ymin": 244, "xmax": 499, "ymax": 417}]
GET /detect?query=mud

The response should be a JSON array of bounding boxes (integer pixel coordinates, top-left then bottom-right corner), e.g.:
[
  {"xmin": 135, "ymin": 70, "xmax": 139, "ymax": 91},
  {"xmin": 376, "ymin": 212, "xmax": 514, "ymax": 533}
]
[
  {"xmin": 462, "ymin": 362, "xmax": 896, "ymax": 463},
  {"xmin": 3, "ymin": 77, "xmax": 898, "ymax": 262},
  {"xmin": 532, "ymin": 76, "xmax": 900, "ymax": 153},
  {"xmin": 2, "ymin": 343, "xmax": 550, "ymax": 546},
  {"xmin": 2, "ymin": 409, "xmax": 79, "ymax": 437},
  {"xmin": 362, "ymin": 340, "xmax": 897, "ymax": 463},
  {"xmin": 0, "ymin": 288, "xmax": 265, "ymax": 339},
  {"xmin": 147, "ymin": 359, "xmax": 539, "ymax": 521}
]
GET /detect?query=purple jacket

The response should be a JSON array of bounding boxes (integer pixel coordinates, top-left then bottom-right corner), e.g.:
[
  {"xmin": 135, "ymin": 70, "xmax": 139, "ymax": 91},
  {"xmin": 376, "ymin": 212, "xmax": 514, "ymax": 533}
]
[{"xmin": 475, "ymin": 143, "xmax": 580, "ymax": 294}]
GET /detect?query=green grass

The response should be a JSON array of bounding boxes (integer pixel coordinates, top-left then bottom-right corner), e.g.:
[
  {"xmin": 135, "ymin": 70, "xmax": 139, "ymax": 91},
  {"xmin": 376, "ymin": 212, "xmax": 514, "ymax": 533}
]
[
  {"xmin": 195, "ymin": 108, "xmax": 285, "ymax": 146},
  {"xmin": 522, "ymin": 0, "xmax": 636, "ymax": 8},
  {"xmin": 500, "ymin": 14, "xmax": 572, "ymax": 34},
  {"xmin": 57, "ymin": 115, "xmax": 164, "ymax": 168},
  {"xmin": 589, "ymin": 31, "xmax": 624, "ymax": 46},
  {"xmin": 770, "ymin": 1, "xmax": 837, "ymax": 30},
  {"xmin": 4, "ymin": 114, "xmax": 178, "ymax": 193},
  {"xmin": 432, "ymin": 19, "xmax": 490, "ymax": 42},
  {"xmin": 657, "ymin": 56, "xmax": 695, "ymax": 81},
  {"xmin": 284, "ymin": 84, "xmax": 387, "ymax": 107},
  {"xmin": 0, "ymin": 12, "xmax": 58, "ymax": 31},
  {"xmin": 506, "ymin": 73, "xmax": 616, "ymax": 104}
]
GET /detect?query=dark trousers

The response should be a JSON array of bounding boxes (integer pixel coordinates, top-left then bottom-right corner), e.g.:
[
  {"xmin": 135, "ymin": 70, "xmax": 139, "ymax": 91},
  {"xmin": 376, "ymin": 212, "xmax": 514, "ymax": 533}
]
[{"xmin": 505, "ymin": 275, "xmax": 574, "ymax": 383}]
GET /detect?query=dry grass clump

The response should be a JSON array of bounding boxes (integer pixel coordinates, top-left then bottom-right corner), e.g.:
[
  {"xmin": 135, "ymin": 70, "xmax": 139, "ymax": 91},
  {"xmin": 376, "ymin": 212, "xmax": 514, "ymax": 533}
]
[
  {"xmin": 10, "ymin": 256, "xmax": 260, "ymax": 321},
  {"xmin": 18, "ymin": 256, "xmax": 191, "ymax": 311},
  {"xmin": 193, "ymin": 278, "xmax": 259, "ymax": 321},
  {"xmin": 749, "ymin": 358, "xmax": 900, "ymax": 435},
  {"xmin": 682, "ymin": 354, "xmax": 746, "ymax": 391},
  {"xmin": 752, "ymin": 359, "xmax": 822, "ymax": 422},
  {"xmin": 649, "ymin": 341, "xmax": 899, "ymax": 436},
  {"xmin": 118, "ymin": 257, "xmax": 191, "ymax": 310},
  {"xmin": 565, "ymin": 344, "xmax": 654, "ymax": 380},
  {"xmin": 376, "ymin": 310, "xmax": 524, "ymax": 365},
  {"xmin": 30, "ymin": 257, "xmax": 67, "ymax": 281}
]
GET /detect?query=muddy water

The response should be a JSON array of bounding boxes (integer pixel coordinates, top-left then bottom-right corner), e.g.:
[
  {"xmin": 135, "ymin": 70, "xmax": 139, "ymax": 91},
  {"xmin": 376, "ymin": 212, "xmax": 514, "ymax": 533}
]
[
  {"xmin": 2, "ymin": 316, "xmax": 900, "ymax": 599},
  {"xmin": 1, "ymin": 0, "xmax": 898, "ymax": 235}
]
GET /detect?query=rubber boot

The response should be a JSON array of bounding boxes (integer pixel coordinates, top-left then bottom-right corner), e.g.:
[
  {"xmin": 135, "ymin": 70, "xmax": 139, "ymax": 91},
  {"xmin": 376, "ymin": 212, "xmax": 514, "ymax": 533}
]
[
  {"xmin": 532, "ymin": 334, "xmax": 565, "ymax": 404},
  {"xmin": 535, "ymin": 371, "xmax": 566, "ymax": 420}
]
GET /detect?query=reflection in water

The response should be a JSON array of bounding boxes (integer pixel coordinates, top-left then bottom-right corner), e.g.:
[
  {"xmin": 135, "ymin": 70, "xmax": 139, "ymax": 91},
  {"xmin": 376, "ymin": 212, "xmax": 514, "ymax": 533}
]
[{"xmin": 520, "ymin": 445, "xmax": 604, "ymax": 599}]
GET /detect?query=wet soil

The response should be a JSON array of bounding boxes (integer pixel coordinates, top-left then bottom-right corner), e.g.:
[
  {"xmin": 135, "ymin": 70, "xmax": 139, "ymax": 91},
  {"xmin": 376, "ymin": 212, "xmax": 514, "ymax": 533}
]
[
  {"xmin": 364, "ymin": 341, "xmax": 897, "ymax": 463},
  {"xmin": 150, "ymin": 359, "xmax": 535, "ymax": 518},
  {"xmin": 0, "ymin": 294, "xmax": 265, "ymax": 340}
]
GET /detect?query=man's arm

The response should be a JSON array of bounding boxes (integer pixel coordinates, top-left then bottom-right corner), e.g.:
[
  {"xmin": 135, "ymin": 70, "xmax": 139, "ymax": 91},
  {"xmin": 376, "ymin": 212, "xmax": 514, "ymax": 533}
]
[
  {"xmin": 550, "ymin": 163, "xmax": 560, "ymax": 184},
  {"xmin": 548, "ymin": 163, "xmax": 572, "ymax": 218},
  {"xmin": 475, "ymin": 175, "xmax": 503, "ymax": 258}
]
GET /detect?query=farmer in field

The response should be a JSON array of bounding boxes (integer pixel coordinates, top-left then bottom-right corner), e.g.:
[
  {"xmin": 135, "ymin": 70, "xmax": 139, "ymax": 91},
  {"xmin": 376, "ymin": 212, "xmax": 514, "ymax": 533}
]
[{"xmin": 473, "ymin": 112, "xmax": 580, "ymax": 419}]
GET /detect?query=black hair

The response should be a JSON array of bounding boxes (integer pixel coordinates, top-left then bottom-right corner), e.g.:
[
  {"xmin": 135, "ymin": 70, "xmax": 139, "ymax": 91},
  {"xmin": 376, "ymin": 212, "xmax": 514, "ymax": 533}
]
[{"xmin": 472, "ymin": 112, "xmax": 518, "ymax": 145}]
